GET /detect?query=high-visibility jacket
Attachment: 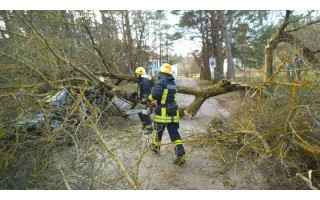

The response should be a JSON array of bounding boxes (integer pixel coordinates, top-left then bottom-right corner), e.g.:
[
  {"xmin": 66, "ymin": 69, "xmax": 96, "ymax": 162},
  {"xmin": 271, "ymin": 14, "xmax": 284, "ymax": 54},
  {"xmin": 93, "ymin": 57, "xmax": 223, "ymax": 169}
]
[{"xmin": 149, "ymin": 72, "xmax": 180, "ymax": 123}]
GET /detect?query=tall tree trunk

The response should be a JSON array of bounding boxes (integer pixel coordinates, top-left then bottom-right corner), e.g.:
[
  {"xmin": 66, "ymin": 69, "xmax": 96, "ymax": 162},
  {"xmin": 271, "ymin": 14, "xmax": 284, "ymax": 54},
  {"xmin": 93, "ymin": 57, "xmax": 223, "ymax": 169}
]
[
  {"xmin": 124, "ymin": 11, "xmax": 135, "ymax": 71},
  {"xmin": 133, "ymin": 11, "xmax": 146, "ymax": 67},
  {"xmin": 60, "ymin": 10, "xmax": 76, "ymax": 60},
  {"xmin": 210, "ymin": 11, "xmax": 224, "ymax": 82},
  {"xmin": 264, "ymin": 43, "xmax": 275, "ymax": 80},
  {"xmin": 199, "ymin": 10, "xmax": 211, "ymax": 81},
  {"xmin": 201, "ymin": 43, "xmax": 211, "ymax": 80},
  {"xmin": 218, "ymin": 11, "xmax": 235, "ymax": 80}
]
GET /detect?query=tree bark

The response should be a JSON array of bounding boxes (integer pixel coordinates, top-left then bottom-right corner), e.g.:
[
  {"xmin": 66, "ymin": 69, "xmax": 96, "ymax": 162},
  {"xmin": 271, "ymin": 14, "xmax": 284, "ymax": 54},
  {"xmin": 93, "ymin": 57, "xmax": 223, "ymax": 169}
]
[
  {"xmin": 123, "ymin": 11, "xmax": 135, "ymax": 72},
  {"xmin": 264, "ymin": 43, "xmax": 275, "ymax": 80},
  {"xmin": 218, "ymin": 11, "xmax": 235, "ymax": 80},
  {"xmin": 178, "ymin": 80, "xmax": 245, "ymax": 119},
  {"xmin": 199, "ymin": 10, "xmax": 212, "ymax": 81},
  {"xmin": 210, "ymin": 11, "xmax": 225, "ymax": 82}
]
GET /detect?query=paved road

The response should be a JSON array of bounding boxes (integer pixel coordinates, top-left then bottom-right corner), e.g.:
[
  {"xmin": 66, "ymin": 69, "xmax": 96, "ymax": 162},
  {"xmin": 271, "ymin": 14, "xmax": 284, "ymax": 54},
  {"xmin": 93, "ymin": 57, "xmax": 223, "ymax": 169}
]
[{"xmin": 109, "ymin": 78, "xmax": 296, "ymax": 189}]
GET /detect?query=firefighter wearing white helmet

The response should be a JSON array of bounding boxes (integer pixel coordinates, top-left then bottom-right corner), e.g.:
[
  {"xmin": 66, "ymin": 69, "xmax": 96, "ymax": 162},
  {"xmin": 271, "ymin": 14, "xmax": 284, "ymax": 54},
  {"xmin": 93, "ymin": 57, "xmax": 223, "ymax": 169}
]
[
  {"xmin": 148, "ymin": 63, "xmax": 186, "ymax": 165},
  {"xmin": 131, "ymin": 67, "xmax": 153, "ymax": 134}
]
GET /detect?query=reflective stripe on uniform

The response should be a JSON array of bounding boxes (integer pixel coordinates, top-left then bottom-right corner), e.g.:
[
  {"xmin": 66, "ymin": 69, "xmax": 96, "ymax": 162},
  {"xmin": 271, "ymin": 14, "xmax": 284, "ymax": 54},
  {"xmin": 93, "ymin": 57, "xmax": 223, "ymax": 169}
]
[
  {"xmin": 173, "ymin": 140, "xmax": 183, "ymax": 147},
  {"xmin": 174, "ymin": 93, "xmax": 178, "ymax": 102},
  {"xmin": 161, "ymin": 89, "xmax": 168, "ymax": 105},
  {"xmin": 162, "ymin": 107, "xmax": 166, "ymax": 117},
  {"xmin": 154, "ymin": 111, "xmax": 180, "ymax": 123},
  {"xmin": 149, "ymin": 94, "xmax": 155, "ymax": 101},
  {"xmin": 152, "ymin": 130, "xmax": 161, "ymax": 146},
  {"xmin": 145, "ymin": 125, "xmax": 152, "ymax": 129}
]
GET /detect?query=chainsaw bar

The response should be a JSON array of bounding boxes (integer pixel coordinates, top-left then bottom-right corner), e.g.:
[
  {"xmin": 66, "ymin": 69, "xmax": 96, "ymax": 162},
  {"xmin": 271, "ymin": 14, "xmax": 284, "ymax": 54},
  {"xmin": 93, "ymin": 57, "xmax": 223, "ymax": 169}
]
[{"xmin": 126, "ymin": 109, "xmax": 142, "ymax": 115}]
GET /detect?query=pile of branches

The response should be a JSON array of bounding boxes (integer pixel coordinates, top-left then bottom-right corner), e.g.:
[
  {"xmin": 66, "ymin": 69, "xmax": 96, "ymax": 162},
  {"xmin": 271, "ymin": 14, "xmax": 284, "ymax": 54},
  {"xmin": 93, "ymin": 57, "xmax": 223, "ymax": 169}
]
[
  {"xmin": 0, "ymin": 80, "xmax": 127, "ymax": 189},
  {"xmin": 207, "ymin": 77, "xmax": 320, "ymax": 189}
]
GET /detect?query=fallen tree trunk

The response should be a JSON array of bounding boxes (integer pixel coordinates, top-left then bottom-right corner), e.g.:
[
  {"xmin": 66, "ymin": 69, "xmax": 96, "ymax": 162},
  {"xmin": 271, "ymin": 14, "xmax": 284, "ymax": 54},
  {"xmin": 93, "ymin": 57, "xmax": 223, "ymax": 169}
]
[
  {"xmin": 98, "ymin": 79, "xmax": 246, "ymax": 119},
  {"xmin": 178, "ymin": 80, "xmax": 246, "ymax": 119}
]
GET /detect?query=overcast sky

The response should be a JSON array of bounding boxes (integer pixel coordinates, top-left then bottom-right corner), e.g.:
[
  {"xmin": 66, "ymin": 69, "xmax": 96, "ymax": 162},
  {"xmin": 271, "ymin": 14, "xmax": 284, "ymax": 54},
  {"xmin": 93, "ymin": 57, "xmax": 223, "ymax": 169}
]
[{"xmin": 166, "ymin": 12, "xmax": 201, "ymax": 56}]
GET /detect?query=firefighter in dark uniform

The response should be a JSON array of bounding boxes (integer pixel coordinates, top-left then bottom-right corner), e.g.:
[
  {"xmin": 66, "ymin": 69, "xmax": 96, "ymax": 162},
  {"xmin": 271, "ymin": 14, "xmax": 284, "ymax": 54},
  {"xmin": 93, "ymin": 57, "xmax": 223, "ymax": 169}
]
[
  {"xmin": 132, "ymin": 67, "xmax": 153, "ymax": 134},
  {"xmin": 148, "ymin": 63, "xmax": 186, "ymax": 165}
]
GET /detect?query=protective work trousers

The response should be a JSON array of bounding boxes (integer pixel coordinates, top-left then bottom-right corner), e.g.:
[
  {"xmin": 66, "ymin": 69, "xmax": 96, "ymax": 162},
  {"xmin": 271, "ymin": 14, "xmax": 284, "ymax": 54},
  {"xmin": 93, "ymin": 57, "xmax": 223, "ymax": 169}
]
[
  {"xmin": 152, "ymin": 122, "xmax": 185, "ymax": 157},
  {"xmin": 138, "ymin": 112, "xmax": 152, "ymax": 130}
]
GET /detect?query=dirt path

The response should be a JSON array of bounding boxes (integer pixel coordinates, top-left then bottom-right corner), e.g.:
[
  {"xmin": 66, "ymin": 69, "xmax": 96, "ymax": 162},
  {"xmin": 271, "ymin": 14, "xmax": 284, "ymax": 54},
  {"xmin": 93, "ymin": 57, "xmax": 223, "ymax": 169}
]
[{"xmin": 107, "ymin": 78, "xmax": 298, "ymax": 189}]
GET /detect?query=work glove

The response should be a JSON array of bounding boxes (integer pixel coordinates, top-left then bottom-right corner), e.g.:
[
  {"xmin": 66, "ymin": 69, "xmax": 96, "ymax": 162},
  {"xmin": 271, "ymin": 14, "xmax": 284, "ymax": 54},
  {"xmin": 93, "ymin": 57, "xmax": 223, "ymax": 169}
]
[{"xmin": 150, "ymin": 101, "xmax": 157, "ymax": 107}]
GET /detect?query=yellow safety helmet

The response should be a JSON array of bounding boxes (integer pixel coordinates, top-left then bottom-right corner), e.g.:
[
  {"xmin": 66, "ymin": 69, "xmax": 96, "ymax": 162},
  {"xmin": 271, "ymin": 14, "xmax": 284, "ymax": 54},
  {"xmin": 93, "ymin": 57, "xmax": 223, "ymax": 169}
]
[
  {"xmin": 135, "ymin": 67, "xmax": 146, "ymax": 75},
  {"xmin": 159, "ymin": 63, "xmax": 172, "ymax": 74}
]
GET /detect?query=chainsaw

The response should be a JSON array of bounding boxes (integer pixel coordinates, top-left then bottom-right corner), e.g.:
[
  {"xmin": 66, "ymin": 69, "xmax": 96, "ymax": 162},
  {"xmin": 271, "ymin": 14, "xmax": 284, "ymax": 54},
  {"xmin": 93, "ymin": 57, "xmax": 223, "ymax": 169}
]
[{"xmin": 126, "ymin": 104, "xmax": 156, "ymax": 115}]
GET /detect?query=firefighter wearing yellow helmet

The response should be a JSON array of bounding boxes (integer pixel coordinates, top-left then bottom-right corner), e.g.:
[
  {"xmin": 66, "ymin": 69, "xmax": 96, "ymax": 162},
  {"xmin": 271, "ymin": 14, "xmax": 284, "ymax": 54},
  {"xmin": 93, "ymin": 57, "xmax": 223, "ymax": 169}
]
[
  {"xmin": 148, "ymin": 63, "xmax": 186, "ymax": 165},
  {"xmin": 131, "ymin": 67, "xmax": 153, "ymax": 134},
  {"xmin": 159, "ymin": 63, "xmax": 172, "ymax": 74},
  {"xmin": 135, "ymin": 66, "xmax": 146, "ymax": 75}
]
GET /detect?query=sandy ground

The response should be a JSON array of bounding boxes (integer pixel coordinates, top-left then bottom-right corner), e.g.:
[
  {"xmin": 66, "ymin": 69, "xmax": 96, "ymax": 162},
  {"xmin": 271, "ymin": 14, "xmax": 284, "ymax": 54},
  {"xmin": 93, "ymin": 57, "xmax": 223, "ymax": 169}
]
[{"xmin": 105, "ymin": 78, "xmax": 300, "ymax": 190}]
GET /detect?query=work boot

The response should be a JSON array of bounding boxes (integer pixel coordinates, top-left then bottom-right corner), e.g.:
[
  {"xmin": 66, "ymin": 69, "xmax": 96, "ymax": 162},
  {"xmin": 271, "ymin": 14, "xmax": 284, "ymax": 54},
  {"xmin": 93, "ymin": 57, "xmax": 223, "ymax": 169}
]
[
  {"xmin": 149, "ymin": 144, "xmax": 160, "ymax": 155},
  {"xmin": 173, "ymin": 156, "xmax": 186, "ymax": 165},
  {"xmin": 144, "ymin": 126, "xmax": 153, "ymax": 135},
  {"xmin": 144, "ymin": 130, "xmax": 153, "ymax": 135}
]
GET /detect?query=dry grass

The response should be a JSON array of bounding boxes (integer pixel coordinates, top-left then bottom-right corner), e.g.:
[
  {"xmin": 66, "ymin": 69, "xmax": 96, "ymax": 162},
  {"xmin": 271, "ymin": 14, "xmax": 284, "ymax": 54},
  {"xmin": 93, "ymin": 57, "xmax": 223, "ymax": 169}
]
[{"xmin": 205, "ymin": 68, "xmax": 320, "ymax": 189}]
